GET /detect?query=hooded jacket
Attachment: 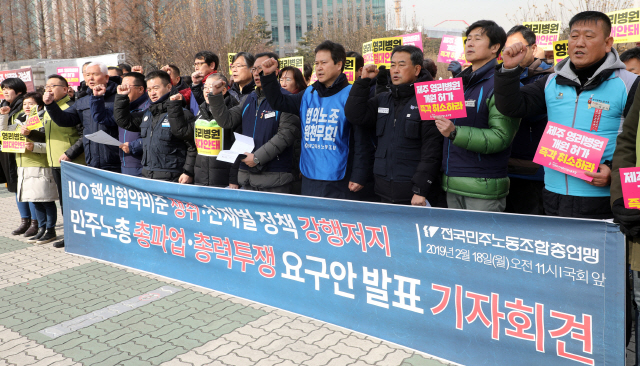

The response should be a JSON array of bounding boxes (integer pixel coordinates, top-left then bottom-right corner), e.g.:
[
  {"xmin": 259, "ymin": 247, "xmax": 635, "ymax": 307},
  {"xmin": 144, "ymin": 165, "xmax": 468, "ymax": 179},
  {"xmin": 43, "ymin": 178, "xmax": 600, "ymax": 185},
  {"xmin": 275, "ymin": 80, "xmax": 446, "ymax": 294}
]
[
  {"xmin": 46, "ymin": 80, "xmax": 121, "ymax": 171},
  {"xmin": 495, "ymin": 49, "xmax": 639, "ymax": 199},
  {"xmin": 345, "ymin": 70, "xmax": 445, "ymax": 204}
]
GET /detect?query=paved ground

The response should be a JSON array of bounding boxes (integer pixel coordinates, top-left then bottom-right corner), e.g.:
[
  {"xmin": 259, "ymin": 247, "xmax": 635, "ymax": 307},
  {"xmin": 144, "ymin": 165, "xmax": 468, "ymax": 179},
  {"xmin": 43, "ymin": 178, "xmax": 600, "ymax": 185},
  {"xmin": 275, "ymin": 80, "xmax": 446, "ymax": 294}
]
[{"xmin": 0, "ymin": 186, "xmax": 457, "ymax": 366}]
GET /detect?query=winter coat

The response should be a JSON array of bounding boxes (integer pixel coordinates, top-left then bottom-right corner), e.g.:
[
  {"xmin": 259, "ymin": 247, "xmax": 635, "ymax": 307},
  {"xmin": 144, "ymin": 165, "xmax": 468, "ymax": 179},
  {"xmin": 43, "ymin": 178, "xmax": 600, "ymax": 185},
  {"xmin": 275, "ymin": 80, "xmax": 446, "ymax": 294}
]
[
  {"xmin": 346, "ymin": 70, "xmax": 444, "ymax": 204},
  {"xmin": 118, "ymin": 93, "xmax": 150, "ymax": 176},
  {"xmin": 0, "ymin": 94, "xmax": 24, "ymax": 191},
  {"xmin": 442, "ymin": 59, "xmax": 521, "ymax": 200},
  {"xmin": 45, "ymin": 81, "xmax": 120, "ymax": 171},
  {"xmin": 230, "ymin": 79, "xmax": 256, "ymax": 106}
]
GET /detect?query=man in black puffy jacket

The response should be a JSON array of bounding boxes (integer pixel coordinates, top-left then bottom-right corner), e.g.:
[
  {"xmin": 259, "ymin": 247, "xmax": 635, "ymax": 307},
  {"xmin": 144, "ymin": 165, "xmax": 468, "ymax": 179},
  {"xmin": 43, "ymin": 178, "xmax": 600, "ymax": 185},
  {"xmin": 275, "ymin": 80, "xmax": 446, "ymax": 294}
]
[
  {"xmin": 345, "ymin": 45, "xmax": 446, "ymax": 206},
  {"xmin": 113, "ymin": 70, "xmax": 196, "ymax": 183}
]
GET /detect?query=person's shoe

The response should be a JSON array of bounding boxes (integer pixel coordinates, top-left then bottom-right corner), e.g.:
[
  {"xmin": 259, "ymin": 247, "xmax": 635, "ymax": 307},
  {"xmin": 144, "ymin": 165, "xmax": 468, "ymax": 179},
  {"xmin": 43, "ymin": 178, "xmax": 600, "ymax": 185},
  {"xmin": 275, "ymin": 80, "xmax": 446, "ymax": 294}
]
[
  {"xmin": 52, "ymin": 240, "xmax": 64, "ymax": 248},
  {"xmin": 36, "ymin": 229, "xmax": 57, "ymax": 244},
  {"xmin": 11, "ymin": 218, "xmax": 30, "ymax": 235},
  {"xmin": 27, "ymin": 227, "xmax": 46, "ymax": 242},
  {"xmin": 23, "ymin": 220, "xmax": 39, "ymax": 237}
]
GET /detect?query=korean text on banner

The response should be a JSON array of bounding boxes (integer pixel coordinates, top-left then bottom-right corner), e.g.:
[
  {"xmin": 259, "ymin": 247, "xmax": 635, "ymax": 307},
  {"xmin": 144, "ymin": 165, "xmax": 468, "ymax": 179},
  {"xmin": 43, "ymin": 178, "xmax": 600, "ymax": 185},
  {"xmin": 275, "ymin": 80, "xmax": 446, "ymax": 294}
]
[
  {"xmin": 415, "ymin": 78, "xmax": 466, "ymax": 120},
  {"xmin": 345, "ymin": 57, "xmax": 356, "ymax": 84},
  {"xmin": 362, "ymin": 41, "xmax": 374, "ymax": 65},
  {"xmin": 195, "ymin": 119, "xmax": 223, "ymax": 156},
  {"xmin": 620, "ymin": 167, "xmax": 640, "ymax": 209},
  {"xmin": 57, "ymin": 67, "xmax": 81, "ymax": 87},
  {"xmin": 607, "ymin": 8, "xmax": 640, "ymax": 43},
  {"xmin": 1, "ymin": 131, "xmax": 26, "ymax": 153},
  {"xmin": 437, "ymin": 36, "xmax": 466, "ymax": 65},
  {"xmin": 62, "ymin": 161, "xmax": 625, "ymax": 366},
  {"xmin": 553, "ymin": 40, "xmax": 569, "ymax": 66},
  {"xmin": 227, "ymin": 53, "xmax": 237, "ymax": 75},
  {"xmin": 25, "ymin": 114, "xmax": 43, "ymax": 130},
  {"xmin": 400, "ymin": 32, "xmax": 423, "ymax": 50},
  {"xmin": 372, "ymin": 37, "xmax": 402, "ymax": 67},
  {"xmin": 523, "ymin": 21, "xmax": 561, "ymax": 51},
  {"xmin": 533, "ymin": 121, "xmax": 607, "ymax": 182},
  {"xmin": 279, "ymin": 57, "xmax": 304, "ymax": 72},
  {"xmin": 0, "ymin": 68, "xmax": 35, "ymax": 100}
]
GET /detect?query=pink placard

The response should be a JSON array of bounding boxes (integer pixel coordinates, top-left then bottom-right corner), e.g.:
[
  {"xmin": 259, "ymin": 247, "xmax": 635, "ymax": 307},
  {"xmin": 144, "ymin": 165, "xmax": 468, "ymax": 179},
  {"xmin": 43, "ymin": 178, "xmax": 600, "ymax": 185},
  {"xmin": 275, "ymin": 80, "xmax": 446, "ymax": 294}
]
[
  {"xmin": 57, "ymin": 67, "xmax": 80, "ymax": 87},
  {"xmin": 436, "ymin": 35, "xmax": 466, "ymax": 65},
  {"xmin": 414, "ymin": 78, "xmax": 466, "ymax": 120},
  {"xmin": 620, "ymin": 167, "xmax": 640, "ymax": 209},
  {"xmin": 400, "ymin": 32, "xmax": 423, "ymax": 50},
  {"xmin": 532, "ymin": 122, "xmax": 608, "ymax": 182}
]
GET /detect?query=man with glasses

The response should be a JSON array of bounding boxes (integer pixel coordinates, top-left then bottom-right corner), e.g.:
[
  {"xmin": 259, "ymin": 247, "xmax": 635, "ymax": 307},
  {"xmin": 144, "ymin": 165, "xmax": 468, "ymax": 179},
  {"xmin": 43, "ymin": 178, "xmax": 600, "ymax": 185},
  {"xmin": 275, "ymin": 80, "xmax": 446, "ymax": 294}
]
[
  {"xmin": 44, "ymin": 62, "xmax": 121, "ymax": 172},
  {"xmin": 114, "ymin": 70, "xmax": 196, "ymax": 183},
  {"xmin": 190, "ymin": 51, "xmax": 219, "ymax": 115},
  {"xmin": 207, "ymin": 52, "xmax": 300, "ymax": 193},
  {"xmin": 229, "ymin": 52, "xmax": 256, "ymax": 105}
]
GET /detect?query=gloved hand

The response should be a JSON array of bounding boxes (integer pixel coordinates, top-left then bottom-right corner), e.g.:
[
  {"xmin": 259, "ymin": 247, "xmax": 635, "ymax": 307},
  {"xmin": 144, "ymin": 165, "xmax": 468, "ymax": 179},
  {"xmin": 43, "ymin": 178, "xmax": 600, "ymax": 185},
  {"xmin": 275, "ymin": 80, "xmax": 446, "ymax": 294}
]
[
  {"xmin": 376, "ymin": 65, "xmax": 390, "ymax": 87},
  {"xmin": 448, "ymin": 60, "xmax": 462, "ymax": 76},
  {"xmin": 612, "ymin": 198, "xmax": 640, "ymax": 237}
]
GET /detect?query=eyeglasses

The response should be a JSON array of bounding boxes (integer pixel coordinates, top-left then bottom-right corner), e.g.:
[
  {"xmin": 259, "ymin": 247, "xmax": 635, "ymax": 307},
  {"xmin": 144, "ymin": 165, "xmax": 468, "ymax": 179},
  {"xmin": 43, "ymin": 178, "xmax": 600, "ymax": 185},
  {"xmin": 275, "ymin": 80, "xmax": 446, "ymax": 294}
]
[
  {"xmin": 250, "ymin": 66, "xmax": 263, "ymax": 73},
  {"xmin": 194, "ymin": 61, "xmax": 207, "ymax": 68},
  {"xmin": 279, "ymin": 78, "xmax": 293, "ymax": 83},
  {"xmin": 203, "ymin": 84, "xmax": 225, "ymax": 91},
  {"xmin": 44, "ymin": 85, "xmax": 65, "ymax": 90},
  {"xmin": 230, "ymin": 64, "xmax": 247, "ymax": 71},
  {"xmin": 122, "ymin": 84, "xmax": 144, "ymax": 89}
]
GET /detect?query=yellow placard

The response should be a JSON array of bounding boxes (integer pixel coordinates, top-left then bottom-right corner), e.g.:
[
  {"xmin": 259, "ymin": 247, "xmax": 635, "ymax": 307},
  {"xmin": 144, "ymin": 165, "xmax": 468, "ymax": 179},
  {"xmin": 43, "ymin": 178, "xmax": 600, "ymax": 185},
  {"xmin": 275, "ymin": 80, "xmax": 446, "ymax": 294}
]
[
  {"xmin": 362, "ymin": 41, "xmax": 373, "ymax": 65},
  {"xmin": 195, "ymin": 125, "xmax": 223, "ymax": 156},
  {"xmin": 228, "ymin": 53, "xmax": 237, "ymax": 75},
  {"xmin": 25, "ymin": 114, "xmax": 43, "ymax": 130},
  {"xmin": 279, "ymin": 57, "xmax": 304, "ymax": 72},
  {"xmin": 523, "ymin": 21, "xmax": 561, "ymax": 51},
  {"xmin": 1, "ymin": 131, "xmax": 26, "ymax": 153},
  {"xmin": 553, "ymin": 40, "xmax": 569, "ymax": 65},
  {"xmin": 607, "ymin": 8, "xmax": 640, "ymax": 43},
  {"xmin": 344, "ymin": 57, "xmax": 356, "ymax": 84},
  {"xmin": 372, "ymin": 37, "xmax": 403, "ymax": 67}
]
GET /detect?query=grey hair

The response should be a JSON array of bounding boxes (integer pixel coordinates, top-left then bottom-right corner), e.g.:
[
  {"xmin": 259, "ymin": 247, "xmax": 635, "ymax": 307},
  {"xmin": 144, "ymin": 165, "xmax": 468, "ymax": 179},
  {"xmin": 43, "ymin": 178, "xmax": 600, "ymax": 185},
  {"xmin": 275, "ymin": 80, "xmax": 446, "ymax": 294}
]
[{"xmin": 86, "ymin": 62, "xmax": 108, "ymax": 76}]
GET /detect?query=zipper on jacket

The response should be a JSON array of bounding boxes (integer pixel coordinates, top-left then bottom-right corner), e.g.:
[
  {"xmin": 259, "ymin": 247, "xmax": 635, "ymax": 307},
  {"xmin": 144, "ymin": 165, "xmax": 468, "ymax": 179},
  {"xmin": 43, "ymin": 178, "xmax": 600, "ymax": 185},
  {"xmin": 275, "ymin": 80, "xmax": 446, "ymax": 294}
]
[
  {"xmin": 567, "ymin": 92, "xmax": 581, "ymax": 195},
  {"xmin": 122, "ymin": 130, "xmax": 126, "ymax": 167}
]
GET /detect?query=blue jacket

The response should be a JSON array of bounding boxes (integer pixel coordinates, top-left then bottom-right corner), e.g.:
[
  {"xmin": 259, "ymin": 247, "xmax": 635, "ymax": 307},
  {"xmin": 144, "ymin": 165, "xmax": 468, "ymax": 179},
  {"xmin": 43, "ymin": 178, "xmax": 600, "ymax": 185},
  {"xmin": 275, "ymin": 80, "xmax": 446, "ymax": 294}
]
[
  {"xmin": 46, "ymin": 80, "xmax": 120, "ymax": 171},
  {"xmin": 118, "ymin": 93, "xmax": 150, "ymax": 176}
]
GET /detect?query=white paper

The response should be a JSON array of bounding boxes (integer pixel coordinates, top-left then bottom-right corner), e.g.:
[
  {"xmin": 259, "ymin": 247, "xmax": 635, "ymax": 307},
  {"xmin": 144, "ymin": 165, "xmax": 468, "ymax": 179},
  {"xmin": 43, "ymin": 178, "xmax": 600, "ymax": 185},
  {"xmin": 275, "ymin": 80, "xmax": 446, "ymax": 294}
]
[
  {"xmin": 217, "ymin": 133, "xmax": 255, "ymax": 163},
  {"xmin": 85, "ymin": 130, "xmax": 121, "ymax": 146}
]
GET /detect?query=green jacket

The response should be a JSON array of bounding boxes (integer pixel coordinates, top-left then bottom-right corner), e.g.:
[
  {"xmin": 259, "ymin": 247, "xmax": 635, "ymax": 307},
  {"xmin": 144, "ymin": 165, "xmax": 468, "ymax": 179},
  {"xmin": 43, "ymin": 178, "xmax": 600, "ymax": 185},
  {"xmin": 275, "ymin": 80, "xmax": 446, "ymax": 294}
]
[
  {"xmin": 15, "ymin": 111, "xmax": 48, "ymax": 168},
  {"xmin": 442, "ymin": 96, "xmax": 520, "ymax": 200},
  {"xmin": 32, "ymin": 96, "xmax": 85, "ymax": 167}
]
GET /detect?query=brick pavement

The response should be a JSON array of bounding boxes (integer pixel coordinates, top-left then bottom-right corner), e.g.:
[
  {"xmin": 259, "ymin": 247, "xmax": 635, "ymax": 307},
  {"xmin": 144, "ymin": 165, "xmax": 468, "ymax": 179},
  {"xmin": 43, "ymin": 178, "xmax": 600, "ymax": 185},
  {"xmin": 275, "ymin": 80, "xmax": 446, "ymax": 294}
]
[{"xmin": 0, "ymin": 186, "xmax": 457, "ymax": 366}]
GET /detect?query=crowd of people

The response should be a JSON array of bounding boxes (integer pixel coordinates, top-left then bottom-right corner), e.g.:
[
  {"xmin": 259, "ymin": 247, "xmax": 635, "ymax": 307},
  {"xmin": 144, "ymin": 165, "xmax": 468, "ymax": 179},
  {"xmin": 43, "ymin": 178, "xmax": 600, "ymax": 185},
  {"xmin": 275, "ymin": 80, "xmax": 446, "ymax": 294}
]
[{"xmin": 4, "ymin": 10, "xmax": 640, "ymax": 357}]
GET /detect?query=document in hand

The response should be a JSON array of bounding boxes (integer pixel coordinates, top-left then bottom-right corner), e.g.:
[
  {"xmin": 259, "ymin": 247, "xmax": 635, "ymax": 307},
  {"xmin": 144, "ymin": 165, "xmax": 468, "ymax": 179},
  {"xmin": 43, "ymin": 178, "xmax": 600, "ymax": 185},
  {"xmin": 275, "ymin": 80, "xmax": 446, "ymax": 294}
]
[
  {"xmin": 217, "ymin": 133, "xmax": 255, "ymax": 163},
  {"xmin": 85, "ymin": 130, "xmax": 122, "ymax": 147}
]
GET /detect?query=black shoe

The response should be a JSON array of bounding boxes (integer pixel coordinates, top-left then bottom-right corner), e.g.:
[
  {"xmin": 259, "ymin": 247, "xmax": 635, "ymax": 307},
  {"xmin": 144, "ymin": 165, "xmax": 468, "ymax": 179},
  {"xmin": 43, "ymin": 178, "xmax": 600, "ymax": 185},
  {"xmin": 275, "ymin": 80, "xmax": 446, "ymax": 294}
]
[
  {"xmin": 23, "ymin": 220, "xmax": 39, "ymax": 237},
  {"xmin": 27, "ymin": 227, "xmax": 46, "ymax": 242},
  {"xmin": 36, "ymin": 229, "xmax": 57, "ymax": 244},
  {"xmin": 53, "ymin": 240, "xmax": 64, "ymax": 248},
  {"xmin": 12, "ymin": 218, "xmax": 30, "ymax": 235}
]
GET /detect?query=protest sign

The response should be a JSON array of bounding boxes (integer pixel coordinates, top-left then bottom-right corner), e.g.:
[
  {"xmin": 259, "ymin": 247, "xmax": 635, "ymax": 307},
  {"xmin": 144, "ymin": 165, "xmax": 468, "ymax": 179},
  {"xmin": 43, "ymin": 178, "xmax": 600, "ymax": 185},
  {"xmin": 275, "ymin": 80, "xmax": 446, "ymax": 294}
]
[
  {"xmin": 553, "ymin": 40, "xmax": 568, "ymax": 65},
  {"xmin": 227, "ymin": 53, "xmax": 236, "ymax": 75},
  {"xmin": 0, "ymin": 68, "xmax": 35, "ymax": 100},
  {"xmin": 362, "ymin": 41, "xmax": 373, "ymax": 65},
  {"xmin": 194, "ymin": 119, "xmax": 223, "ymax": 156},
  {"xmin": 620, "ymin": 167, "xmax": 640, "ymax": 209},
  {"xmin": 523, "ymin": 21, "xmax": 561, "ymax": 50},
  {"xmin": 372, "ymin": 37, "xmax": 402, "ymax": 67},
  {"xmin": 345, "ymin": 57, "xmax": 356, "ymax": 84},
  {"xmin": 63, "ymin": 161, "xmax": 625, "ymax": 366},
  {"xmin": 437, "ymin": 35, "xmax": 466, "ymax": 65},
  {"xmin": 607, "ymin": 7, "xmax": 640, "ymax": 43},
  {"xmin": 1, "ymin": 131, "xmax": 26, "ymax": 153},
  {"xmin": 278, "ymin": 56, "xmax": 304, "ymax": 72},
  {"xmin": 57, "ymin": 67, "xmax": 81, "ymax": 87},
  {"xmin": 533, "ymin": 122, "xmax": 608, "ymax": 182},
  {"xmin": 415, "ymin": 78, "xmax": 466, "ymax": 120},
  {"xmin": 400, "ymin": 32, "xmax": 423, "ymax": 50},
  {"xmin": 25, "ymin": 114, "xmax": 43, "ymax": 130}
]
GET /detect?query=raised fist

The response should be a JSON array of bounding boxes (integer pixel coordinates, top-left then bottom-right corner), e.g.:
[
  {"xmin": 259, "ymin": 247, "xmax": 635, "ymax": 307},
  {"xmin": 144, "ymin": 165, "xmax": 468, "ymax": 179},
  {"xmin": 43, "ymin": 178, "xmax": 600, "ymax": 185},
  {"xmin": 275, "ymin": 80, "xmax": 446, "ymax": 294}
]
[
  {"xmin": 502, "ymin": 41, "xmax": 527, "ymax": 69},
  {"xmin": 43, "ymin": 91, "xmax": 54, "ymax": 105},
  {"xmin": 93, "ymin": 84, "xmax": 106, "ymax": 97},
  {"xmin": 20, "ymin": 125, "xmax": 31, "ymax": 136},
  {"xmin": 160, "ymin": 65, "xmax": 171, "ymax": 73},
  {"xmin": 362, "ymin": 64, "xmax": 378, "ymax": 79},
  {"xmin": 210, "ymin": 79, "xmax": 227, "ymax": 95},
  {"xmin": 0, "ymin": 106, "xmax": 10, "ymax": 115},
  {"xmin": 261, "ymin": 58, "xmax": 278, "ymax": 76},
  {"xmin": 191, "ymin": 71, "xmax": 204, "ymax": 85},
  {"xmin": 132, "ymin": 65, "xmax": 144, "ymax": 74},
  {"xmin": 117, "ymin": 84, "xmax": 131, "ymax": 95},
  {"xmin": 169, "ymin": 93, "xmax": 183, "ymax": 101}
]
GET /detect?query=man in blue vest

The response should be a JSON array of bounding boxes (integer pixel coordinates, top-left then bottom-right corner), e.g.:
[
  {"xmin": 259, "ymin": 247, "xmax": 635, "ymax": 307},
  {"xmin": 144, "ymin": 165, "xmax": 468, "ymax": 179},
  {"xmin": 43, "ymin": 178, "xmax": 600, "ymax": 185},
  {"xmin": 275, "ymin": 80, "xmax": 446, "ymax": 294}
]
[
  {"xmin": 113, "ymin": 70, "xmax": 196, "ymax": 183},
  {"xmin": 434, "ymin": 20, "xmax": 520, "ymax": 212},
  {"xmin": 259, "ymin": 40, "xmax": 373, "ymax": 199},
  {"xmin": 495, "ymin": 11, "xmax": 639, "ymax": 219},
  {"xmin": 207, "ymin": 52, "xmax": 300, "ymax": 193}
]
